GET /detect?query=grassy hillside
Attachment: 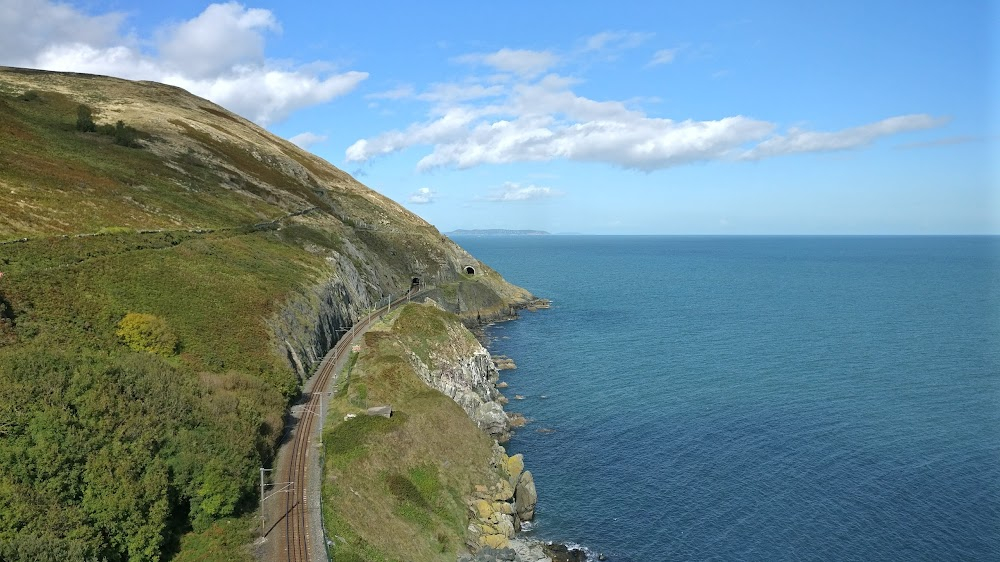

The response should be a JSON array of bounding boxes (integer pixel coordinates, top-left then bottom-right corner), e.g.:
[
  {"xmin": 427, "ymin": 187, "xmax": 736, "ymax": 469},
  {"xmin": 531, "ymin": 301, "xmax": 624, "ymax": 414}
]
[
  {"xmin": 321, "ymin": 304, "xmax": 501, "ymax": 561},
  {"xmin": 0, "ymin": 68, "xmax": 532, "ymax": 561}
]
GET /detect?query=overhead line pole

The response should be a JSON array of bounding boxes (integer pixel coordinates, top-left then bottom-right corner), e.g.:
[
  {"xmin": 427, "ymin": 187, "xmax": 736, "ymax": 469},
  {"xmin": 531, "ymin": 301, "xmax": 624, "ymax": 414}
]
[{"xmin": 259, "ymin": 467, "xmax": 273, "ymax": 537}]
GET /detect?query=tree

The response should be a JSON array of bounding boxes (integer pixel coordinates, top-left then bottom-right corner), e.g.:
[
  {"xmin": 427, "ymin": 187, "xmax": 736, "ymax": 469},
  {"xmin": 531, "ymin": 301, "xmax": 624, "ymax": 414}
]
[
  {"xmin": 113, "ymin": 120, "xmax": 139, "ymax": 148},
  {"xmin": 75, "ymin": 105, "xmax": 96, "ymax": 133}
]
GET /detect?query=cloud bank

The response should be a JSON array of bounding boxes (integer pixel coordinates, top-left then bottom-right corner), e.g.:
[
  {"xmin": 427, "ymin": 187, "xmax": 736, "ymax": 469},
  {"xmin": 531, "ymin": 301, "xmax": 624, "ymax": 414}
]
[
  {"xmin": 408, "ymin": 187, "xmax": 437, "ymax": 204},
  {"xmin": 288, "ymin": 131, "xmax": 327, "ymax": 149},
  {"xmin": 487, "ymin": 182, "xmax": 562, "ymax": 202},
  {"xmin": 454, "ymin": 48, "xmax": 559, "ymax": 77},
  {"xmin": 0, "ymin": 1, "xmax": 367, "ymax": 125},
  {"xmin": 648, "ymin": 48, "xmax": 678, "ymax": 66},
  {"xmin": 346, "ymin": 44, "xmax": 944, "ymax": 172}
]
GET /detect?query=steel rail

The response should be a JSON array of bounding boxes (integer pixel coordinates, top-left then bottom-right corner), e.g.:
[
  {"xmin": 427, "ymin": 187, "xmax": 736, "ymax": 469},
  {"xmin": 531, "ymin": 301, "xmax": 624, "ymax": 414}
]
[{"xmin": 278, "ymin": 287, "xmax": 421, "ymax": 561}]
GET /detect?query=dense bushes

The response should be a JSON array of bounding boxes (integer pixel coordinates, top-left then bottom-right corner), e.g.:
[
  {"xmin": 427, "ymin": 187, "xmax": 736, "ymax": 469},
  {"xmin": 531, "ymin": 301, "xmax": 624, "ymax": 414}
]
[
  {"xmin": 0, "ymin": 349, "xmax": 184, "ymax": 560},
  {"xmin": 0, "ymin": 230, "xmax": 315, "ymax": 560},
  {"xmin": 0, "ymin": 346, "xmax": 284, "ymax": 561}
]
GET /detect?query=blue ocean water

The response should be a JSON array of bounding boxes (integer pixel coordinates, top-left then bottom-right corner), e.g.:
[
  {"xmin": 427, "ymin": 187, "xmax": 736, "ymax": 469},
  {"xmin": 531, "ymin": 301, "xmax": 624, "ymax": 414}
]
[{"xmin": 455, "ymin": 236, "xmax": 1000, "ymax": 562}]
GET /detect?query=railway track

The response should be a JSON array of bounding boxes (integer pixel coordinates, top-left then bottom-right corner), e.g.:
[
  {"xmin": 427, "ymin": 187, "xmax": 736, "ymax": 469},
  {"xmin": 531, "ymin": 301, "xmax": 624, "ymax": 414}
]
[{"xmin": 276, "ymin": 288, "xmax": 420, "ymax": 561}]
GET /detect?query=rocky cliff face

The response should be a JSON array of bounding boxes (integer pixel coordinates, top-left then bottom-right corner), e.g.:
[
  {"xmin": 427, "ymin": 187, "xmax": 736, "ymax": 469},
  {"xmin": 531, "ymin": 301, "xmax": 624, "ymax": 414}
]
[
  {"xmin": 267, "ymin": 248, "xmax": 371, "ymax": 381},
  {"xmin": 404, "ymin": 305, "xmax": 512, "ymax": 442},
  {"xmin": 267, "ymin": 242, "xmax": 535, "ymax": 384},
  {"xmin": 465, "ymin": 446, "xmax": 540, "ymax": 555}
]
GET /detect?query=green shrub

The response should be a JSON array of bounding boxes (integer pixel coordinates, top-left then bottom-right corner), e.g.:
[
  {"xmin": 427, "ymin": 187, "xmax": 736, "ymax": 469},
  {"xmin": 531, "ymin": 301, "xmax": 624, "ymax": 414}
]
[
  {"xmin": 116, "ymin": 313, "xmax": 178, "ymax": 356},
  {"xmin": 76, "ymin": 104, "xmax": 96, "ymax": 132},
  {"xmin": 113, "ymin": 120, "xmax": 140, "ymax": 148}
]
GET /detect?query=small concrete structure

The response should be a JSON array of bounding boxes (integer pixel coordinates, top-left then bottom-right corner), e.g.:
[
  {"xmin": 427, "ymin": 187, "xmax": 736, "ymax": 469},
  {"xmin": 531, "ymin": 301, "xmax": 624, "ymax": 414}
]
[{"xmin": 366, "ymin": 405, "xmax": 392, "ymax": 418}]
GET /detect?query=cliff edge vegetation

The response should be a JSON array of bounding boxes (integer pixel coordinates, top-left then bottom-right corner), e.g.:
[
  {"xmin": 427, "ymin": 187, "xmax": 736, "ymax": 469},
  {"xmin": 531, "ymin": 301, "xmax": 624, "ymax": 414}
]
[
  {"xmin": 0, "ymin": 67, "xmax": 533, "ymax": 561},
  {"xmin": 322, "ymin": 302, "xmax": 537, "ymax": 561}
]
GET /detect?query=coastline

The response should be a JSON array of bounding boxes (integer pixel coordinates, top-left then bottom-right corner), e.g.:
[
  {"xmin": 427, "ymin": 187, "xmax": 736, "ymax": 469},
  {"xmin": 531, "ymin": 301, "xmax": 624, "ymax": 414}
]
[{"xmin": 466, "ymin": 298, "xmax": 590, "ymax": 562}]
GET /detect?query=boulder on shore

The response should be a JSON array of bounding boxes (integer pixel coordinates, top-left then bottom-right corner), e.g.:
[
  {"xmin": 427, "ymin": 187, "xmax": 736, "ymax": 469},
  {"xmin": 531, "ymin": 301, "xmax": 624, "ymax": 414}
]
[
  {"xmin": 543, "ymin": 543, "xmax": 586, "ymax": 562},
  {"xmin": 514, "ymin": 470, "xmax": 537, "ymax": 521}
]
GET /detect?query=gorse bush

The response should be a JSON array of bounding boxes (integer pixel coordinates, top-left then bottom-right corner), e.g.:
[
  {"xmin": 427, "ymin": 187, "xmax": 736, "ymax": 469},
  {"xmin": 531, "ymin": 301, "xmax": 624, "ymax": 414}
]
[{"xmin": 116, "ymin": 313, "xmax": 178, "ymax": 356}]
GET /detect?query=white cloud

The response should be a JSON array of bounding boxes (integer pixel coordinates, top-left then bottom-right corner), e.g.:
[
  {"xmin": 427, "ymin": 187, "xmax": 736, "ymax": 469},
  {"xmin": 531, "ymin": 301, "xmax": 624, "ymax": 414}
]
[
  {"xmin": 347, "ymin": 72, "xmax": 777, "ymax": 171},
  {"xmin": 416, "ymin": 113, "xmax": 774, "ymax": 172},
  {"xmin": 0, "ymin": 0, "xmax": 126, "ymax": 67},
  {"xmin": 487, "ymin": 182, "xmax": 562, "ymax": 202},
  {"xmin": 346, "ymin": 106, "xmax": 484, "ymax": 162},
  {"xmin": 649, "ymin": 48, "xmax": 678, "ymax": 66},
  {"xmin": 345, "ymin": 66, "xmax": 946, "ymax": 172},
  {"xmin": 366, "ymin": 85, "xmax": 415, "ymax": 100},
  {"xmin": 0, "ymin": 1, "xmax": 367, "ymax": 125},
  {"xmin": 288, "ymin": 131, "xmax": 327, "ymax": 148},
  {"xmin": 408, "ymin": 187, "xmax": 437, "ymax": 204},
  {"xmin": 165, "ymin": 68, "xmax": 367, "ymax": 125},
  {"xmin": 740, "ymin": 114, "xmax": 948, "ymax": 160},
  {"xmin": 157, "ymin": 2, "xmax": 279, "ymax": 79},
  {"xmin": 455, "ymin": 48, "xmax": 558, "ymax": 77},
  {"xmin": 33, "ymin": 43, "xmax": 161, "ymax": 80},
  {"xmin": 417, "ymin": 82, "xmax": 504, "ymax": 104},
  {"xmin": 583, "ymin": 31, "xmax": 654, "ymax": 52}
]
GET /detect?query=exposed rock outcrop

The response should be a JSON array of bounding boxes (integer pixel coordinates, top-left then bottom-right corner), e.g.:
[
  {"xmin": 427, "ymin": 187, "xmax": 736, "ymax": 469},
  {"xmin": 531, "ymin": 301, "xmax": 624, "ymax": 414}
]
[
  {"xmin": 514, "ymin": 470, "xmax": 537, "ymax": 522},
  {"xmin": 267, "ymin": 250, "xmax": 373, "ymax": 381},
  {"xmin": 493, "ymin": 355, "xmax": 517, "ymax": 370},
  {"xmin": 542, "ymin": 544, "xmax": 587, "ymax": 562},
  {"xmin": 405, "ymin": 323, "xmax": 511, "ymax": 442},
  {"xmin": 467, "ymin": 445, "xmax": 541, "ymax": 556}
]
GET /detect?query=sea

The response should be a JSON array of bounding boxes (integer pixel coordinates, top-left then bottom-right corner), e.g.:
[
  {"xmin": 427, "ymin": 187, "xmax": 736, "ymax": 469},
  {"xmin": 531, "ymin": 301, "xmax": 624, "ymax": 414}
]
[{"xmin": 452, "ymin": 236, "xmax": 1000, "ymax": 562}]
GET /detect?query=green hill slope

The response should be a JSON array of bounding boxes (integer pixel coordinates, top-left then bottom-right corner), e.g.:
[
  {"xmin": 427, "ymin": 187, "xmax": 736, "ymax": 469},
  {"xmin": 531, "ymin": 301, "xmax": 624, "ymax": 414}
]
[{"xmin": 0, "ymin": 67, "xmax": 533, "ymax": 561}]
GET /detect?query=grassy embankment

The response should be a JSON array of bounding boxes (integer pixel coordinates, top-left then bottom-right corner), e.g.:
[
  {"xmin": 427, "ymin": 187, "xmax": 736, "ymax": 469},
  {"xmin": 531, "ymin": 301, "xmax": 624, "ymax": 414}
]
[
  {"xmin": 0, "ymin": 86, "xmax": 350, "ymax": 561},
  {"xmin": 321, "ymin": 303, "xmax": 501, "ymax": 561}
]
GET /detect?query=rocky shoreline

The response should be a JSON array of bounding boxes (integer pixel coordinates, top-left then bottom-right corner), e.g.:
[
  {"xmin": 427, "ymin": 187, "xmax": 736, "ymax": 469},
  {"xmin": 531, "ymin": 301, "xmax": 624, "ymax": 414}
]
[
  {"xmin": 464, "ymin": 537, "xmax": 589, "ymax": 562},
  {"xmin": 457, "ymin": 299, "xmax": 589, "ymax": 562},
  {"xmin": 386, "ymin": 297, "xmax": 584, "ymax": 561}
]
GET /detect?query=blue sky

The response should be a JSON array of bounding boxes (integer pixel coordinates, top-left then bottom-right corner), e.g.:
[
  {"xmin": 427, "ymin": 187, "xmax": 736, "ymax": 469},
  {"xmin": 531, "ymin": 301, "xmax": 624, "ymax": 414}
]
[{"xmin": 2, "ymin": 0, "xmax": 995, "ymax": 233}]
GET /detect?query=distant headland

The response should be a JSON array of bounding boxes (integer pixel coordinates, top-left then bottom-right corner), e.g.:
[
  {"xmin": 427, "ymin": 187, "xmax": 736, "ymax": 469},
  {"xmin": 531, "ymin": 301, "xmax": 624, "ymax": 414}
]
[{"xmin": 448, "ymin": 229, "xmax": 550, "ymax": 236}]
